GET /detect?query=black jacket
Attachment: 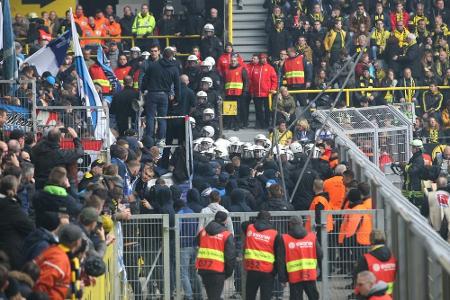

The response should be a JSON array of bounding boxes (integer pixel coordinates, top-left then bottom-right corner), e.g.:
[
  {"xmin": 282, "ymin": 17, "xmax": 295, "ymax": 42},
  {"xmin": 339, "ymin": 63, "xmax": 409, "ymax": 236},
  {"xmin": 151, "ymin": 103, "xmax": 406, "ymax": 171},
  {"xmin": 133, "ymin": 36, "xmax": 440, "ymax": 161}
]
[
  {"xmin": 22, "ymin": 227, "xmax": 58, "ymax": 262},
  {"xmin": 31, "ymin": 138, "xmax": 84, "ymax": 190},
  {"xmin": 174, "ymin": 82, "xmax": 195, "ymax": 116},
  {"xmin": 397, "ymin": 43, "xmax": 422, "ymax": 79},
  {"xmin": 204, "ymin": 17, "xmax": 224, "ymax": 38},
  {"xmin": 277, "ymin": 222, "xmax": 323, "ymax": 283},
  {"xmin": 259, "ymin": 197, "xmax": 294, "ymax": 211},
  {"xmin": 119, "ymin": 14, "xmax": 135, "ymax": 37},
  {"xmin": 187, "ymin": 188, "xmax": 205, "ymax": 213},
  {"xmin": 196, "ymin": 220, "xmax": 236, "ymax": 278},
  {"xmin": 291, "ymin": 167, "xmax": 319, "ymax": 211},
  {"xmin": 353, "ymin": 244, "xmax": 395, "ymax": 281},
  {"xmin": 110, "ymin": 86, "xmax": 139, "ymax": 135},
  {"xmin": 0, "ymin": 195, "xmax": 35, "ymax": 269},
  {"xmin": 142, "ymin": 58, "xmax": 181, "ymax": 100},
  {"xmin": 404, "ymin": 150, "xmax": 425, "ymax": 191},
  {"xmin": 200, "ymin": 36, "xmax": 223, "ymax": 60},
  {"xmin": 241, "ymin": 219, "xmax": 282, "ymax": 275},
  {"xmin": 268, "ymin": 28, "xmax": 291, "ymax": 59},
  {"xmin": 229, "ymin": 188, "xmax": 252, "ymax": 212}
]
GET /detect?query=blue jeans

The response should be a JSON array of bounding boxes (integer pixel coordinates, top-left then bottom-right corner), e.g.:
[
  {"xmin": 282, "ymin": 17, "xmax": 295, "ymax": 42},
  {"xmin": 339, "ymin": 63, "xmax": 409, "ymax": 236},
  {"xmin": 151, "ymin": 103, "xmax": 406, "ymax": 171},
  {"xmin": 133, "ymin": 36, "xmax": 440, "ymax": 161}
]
[
  {"xmin": 180, "ymin": 247, "xmax": 202, "ymax": 299},
  {"xmin": 371, "ymin": 45, "xmax": 379, "ymax": 61},
  {"xmin": 145, "ymin": 91, "xmax": 169, "ymax": 140}
]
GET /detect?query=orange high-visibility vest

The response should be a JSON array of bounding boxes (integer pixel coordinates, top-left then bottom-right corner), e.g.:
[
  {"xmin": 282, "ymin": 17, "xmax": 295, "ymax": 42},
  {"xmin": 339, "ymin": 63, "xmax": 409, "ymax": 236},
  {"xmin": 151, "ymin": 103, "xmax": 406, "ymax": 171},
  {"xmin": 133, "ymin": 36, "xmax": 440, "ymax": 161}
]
[
  {"xmin": 244, "ymin": 224, "xmax": 277, "ymax": 273},
  {"xmin": 114, "ymin": 66, "xmax": 132, "ymax": 86},
  {"xmin": 132, "ymin": 69, "xmax": 140, "ymax": 90},
  {"xmin": 89, "ymin": 64, "xmax": 111, "ymax": 94},
  {"xmin": 74, "ymin": 14, "xmax": 88, "ymax": 29},
  {"xmin": 284, "ymin": 55, "xmax": 305, "ymax": 85},
  {"xmin": 305, "ymin": 195, "xmax": 334, "ymax": 232},
  {"xmin": 282, "ymin": 232, "xmax": 318, "ymax": 283},
  {"xmin": 224, "ymin": 65, "xmax": 244, "ymax": 96},
  {"xmin": 364, "ymin": 251, "xmax": 397, "ymax": 296},
  {"xmin": 323, "ymin": 175, "xmax": 346, "ymax": 210},
  {"xmin": 196, "ymin": 229, "xmax": 231, "ymax": 273},
  {"xmin": 338, "ymin": 203, "xmax": 372, "ymax": 245}
]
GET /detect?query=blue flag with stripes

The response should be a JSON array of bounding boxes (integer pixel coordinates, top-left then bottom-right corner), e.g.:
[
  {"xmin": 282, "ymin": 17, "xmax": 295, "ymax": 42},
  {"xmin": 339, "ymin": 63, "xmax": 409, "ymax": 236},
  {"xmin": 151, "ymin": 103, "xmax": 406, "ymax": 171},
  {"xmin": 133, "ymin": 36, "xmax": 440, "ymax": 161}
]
[
  {"xmin": 3, "ymin": 0, "xmax": 17, "ymax": 80},
  {"xmin": 96, "ymin": 45, "xmax": 121, "ymax": 93}
]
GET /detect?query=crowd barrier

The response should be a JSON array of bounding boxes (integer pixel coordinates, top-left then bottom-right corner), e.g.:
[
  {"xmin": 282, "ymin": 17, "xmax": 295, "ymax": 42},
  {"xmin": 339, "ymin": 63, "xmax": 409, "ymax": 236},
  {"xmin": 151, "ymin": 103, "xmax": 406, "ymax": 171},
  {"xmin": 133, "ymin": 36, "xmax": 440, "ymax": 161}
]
[
  {"xmin": 269, "ymin": 85, "xmax": 450, "ymax": 108},
  {"xmin": 315, "ymin": 113, "xmax": 450, "ymax": 300}
]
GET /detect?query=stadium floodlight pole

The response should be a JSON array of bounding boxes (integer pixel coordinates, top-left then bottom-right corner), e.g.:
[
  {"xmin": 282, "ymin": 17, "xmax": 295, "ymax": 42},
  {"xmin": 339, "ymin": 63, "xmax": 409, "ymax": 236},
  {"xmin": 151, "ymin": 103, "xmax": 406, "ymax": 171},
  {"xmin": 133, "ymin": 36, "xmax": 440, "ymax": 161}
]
[
  {"xmin": 271, "ymin": 94, "xmax": 288, "ymax": 203},
  {"xmin": 288, "ymin": 43, "xmax": 369, "ymax": 204}
]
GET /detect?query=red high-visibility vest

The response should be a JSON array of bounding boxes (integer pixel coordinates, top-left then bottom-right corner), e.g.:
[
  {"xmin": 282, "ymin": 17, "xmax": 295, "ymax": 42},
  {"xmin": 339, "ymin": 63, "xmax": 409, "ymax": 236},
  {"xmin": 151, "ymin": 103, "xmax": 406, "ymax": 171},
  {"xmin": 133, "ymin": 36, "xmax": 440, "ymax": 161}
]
[
  {"xmin": 368, "ymin": 295, "xmax": 392, "ymax": 300},
  {"xmin": 282, "ymin": 232, "xmax": 318, "ymax": 283},
  {"xmin": 305, "ymin": 195, "xmax": 334, "ymax": 232},
  {"xmin": 132, "ymin": 69, "xmax": 140, "ymax": 91},
  {"xmin": 196, "ymin": 229, "xmax": 231, "ymax": 273},
  {"xmin": 284, "ymin": 55, "xmax": 305, "ymax": 85},
  {"xmin": 114, "ymin": 66, "xmax": 132, "ymax": 86},
  {"xmin": 244, "ymin": 224, "xmax": 277, "ymax": 273},
  {"xmin": 224, "ymin": 65, "xmax": 244, "ymax": 96},
  {"xmin": 364, "ymin": 251, "xmax": 397, "ymax": 296},
  {"xmin": 89, "ymin": 64, "xmax": 111, "ymax": 94},
  {"xmin": 38, "ymin": 29, "xmax": 52, "ymax": 42}
]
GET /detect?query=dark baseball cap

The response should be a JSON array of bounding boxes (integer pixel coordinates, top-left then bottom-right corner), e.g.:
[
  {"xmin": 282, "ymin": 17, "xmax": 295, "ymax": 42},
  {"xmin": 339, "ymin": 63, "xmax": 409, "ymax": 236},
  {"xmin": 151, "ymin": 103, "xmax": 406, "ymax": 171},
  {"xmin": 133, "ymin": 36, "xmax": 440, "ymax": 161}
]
[{"xmin": 91, "ymin": 159, "xmax": 105, "ymax": 168}]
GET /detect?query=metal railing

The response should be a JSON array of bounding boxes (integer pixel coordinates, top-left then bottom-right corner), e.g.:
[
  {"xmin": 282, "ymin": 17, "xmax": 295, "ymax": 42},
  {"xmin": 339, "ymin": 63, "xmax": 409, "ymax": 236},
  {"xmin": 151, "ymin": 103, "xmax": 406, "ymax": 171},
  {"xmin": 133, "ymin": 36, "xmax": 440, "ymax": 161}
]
[
  {"xmin": 17, "ymin": 34, "xmax": 200, "ymax": 56},
  {"xmin": 316, "ymin": 113, "xmax": 450, "ymax": 300},
  {"xmin": 227, "ymin": 0, "xmax": 233, "ymax": 43},
  {"xmin": 269, "ymin": 85, "xmax": 450, "ymax": 107}
]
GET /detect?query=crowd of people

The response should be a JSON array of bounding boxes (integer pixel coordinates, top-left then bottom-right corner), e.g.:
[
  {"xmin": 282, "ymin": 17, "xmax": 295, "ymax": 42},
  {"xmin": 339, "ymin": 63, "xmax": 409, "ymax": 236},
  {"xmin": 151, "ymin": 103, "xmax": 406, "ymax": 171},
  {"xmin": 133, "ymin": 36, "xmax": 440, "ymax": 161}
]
[{"xmin": 0, "ymin": 0, "xmax": 448, "ymax": 299}]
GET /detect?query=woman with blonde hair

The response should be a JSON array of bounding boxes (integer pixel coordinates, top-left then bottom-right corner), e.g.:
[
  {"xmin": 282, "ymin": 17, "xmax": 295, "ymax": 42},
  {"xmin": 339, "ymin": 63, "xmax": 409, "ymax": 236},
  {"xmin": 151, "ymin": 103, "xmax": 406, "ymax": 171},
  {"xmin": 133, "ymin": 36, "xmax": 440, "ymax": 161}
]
[{"xmin": 293, "ymin": 119, "xmax": 315, "ymax": 143}]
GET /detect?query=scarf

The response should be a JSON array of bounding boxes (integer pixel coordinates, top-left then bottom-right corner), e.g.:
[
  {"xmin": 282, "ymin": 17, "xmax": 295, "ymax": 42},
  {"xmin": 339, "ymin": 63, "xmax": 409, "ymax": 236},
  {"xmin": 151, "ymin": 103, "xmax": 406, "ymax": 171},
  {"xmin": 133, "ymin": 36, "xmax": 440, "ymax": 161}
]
[
  {"xmin": 360, "ymin": 76, "xmax": 374, "ymax": 98},
  {"xmin": 403, "ymin": 78, "xmax": 416, "ymax": 101},
  {"xmin": 58, "ymin": 245, "xmax": 82, "ymax": 300}
]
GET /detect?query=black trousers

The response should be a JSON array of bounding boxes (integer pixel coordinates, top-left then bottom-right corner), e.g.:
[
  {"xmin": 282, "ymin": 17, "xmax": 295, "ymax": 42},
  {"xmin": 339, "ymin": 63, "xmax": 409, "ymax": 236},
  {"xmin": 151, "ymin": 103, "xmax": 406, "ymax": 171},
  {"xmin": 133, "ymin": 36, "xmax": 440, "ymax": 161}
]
[
  {"xmin": 246, "ymin": 271, "xmax": 274, "ymax": 300},
  {"xmin": 224, "ymin": 96, "xmax": 241, "ymax": 130},
  {"xmin": 289, "ymin": 281, "xmax": 319, "ymax": 300},
  {"xmin": 200, "ymin": 273, "xmax": 225, "ymax": 300},
  {"xmin": 254, "ymin": 97, "xmax": 270, "ymax": 129},
  {"xmin": 239, "ymin": 94, "xmax": 251, "ymax": 127}
]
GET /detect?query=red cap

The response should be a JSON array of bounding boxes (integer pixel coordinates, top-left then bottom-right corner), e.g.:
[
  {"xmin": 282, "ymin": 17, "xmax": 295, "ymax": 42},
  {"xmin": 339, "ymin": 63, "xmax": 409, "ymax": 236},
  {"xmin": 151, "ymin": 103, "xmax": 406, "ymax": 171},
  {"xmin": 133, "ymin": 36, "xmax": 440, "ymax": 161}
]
[{"xmin": 259, "ymin": 53, "xmax": 268, "ymax": 59}]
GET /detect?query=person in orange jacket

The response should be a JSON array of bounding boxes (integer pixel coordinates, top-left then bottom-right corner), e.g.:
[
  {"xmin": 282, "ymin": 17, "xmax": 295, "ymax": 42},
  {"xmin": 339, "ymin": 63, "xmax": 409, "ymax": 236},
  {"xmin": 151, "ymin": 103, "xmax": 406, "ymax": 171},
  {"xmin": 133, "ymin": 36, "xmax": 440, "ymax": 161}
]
[
  {"xmin": 82, "ymin": 16, "xmax": 107, "ymax": 46},
  {"xmin": 216, "ymin": 42, "xmax": 244, "ymax": 78},
  {"xmin": 323, "ymin": 164, "xmax": 347, "ymax": 210},
  {"xmin": 106, "ymin": 15, "xmax": 121, "ymax": 43},
  {"xmin": 89, "ymin": 62, "xmax": 111, "ymax": 94},
  {"xmin": 338, "ymin": 189, "xmax": 373, "ymax": 274},
  {"xmin": 306, "ymin": 179, "xmax": 334, "ymax": 236},
  {"xmin": 355, "ymin": 271, "xmax": 392, "ymax": 299},
  {"xmin": 94, "ymin": 10, "xmax": 109, "ymax": 30},
  {"xmin": 73, "ymin": 5, "xmax": 88, "ymax": 29},
  {"xmin": 33, "ymin": 224, "xmax": 83, "ymax": 300},
  {"xmin": 358, "ymin": 182, "xmax": 373, "ymax": 209},
  {"xmin": 241, "ymin": 54, "xmax": 259, "ymax": 128}
]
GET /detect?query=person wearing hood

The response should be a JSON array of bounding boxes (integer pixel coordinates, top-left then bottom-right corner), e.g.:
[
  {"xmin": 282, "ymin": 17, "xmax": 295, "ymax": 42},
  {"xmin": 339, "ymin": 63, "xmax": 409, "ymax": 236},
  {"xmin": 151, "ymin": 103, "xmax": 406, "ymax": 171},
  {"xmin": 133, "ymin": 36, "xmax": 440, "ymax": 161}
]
[
  {"xmin": 195, "ymin": 211, "xmax": 236, "ymax": 300},
  {"xmin": 338, "ymin": 189, "xmax": 372, "ymax": 274},
  {"xmin": 141, "ymin": 47, "xmax": 181, "ymax": 146},
  {"xmin": 229, "ymin": 188, "xmax": 252, "ymax": 212},
  {"xmin": 241, "ymin": 211, "xmax": 282, "ymax": 300},
  {"xmin": 200, "ymin": 191, "xmax": 234, "ymax": 234},
  {"xmin": 186, "ymin": 188, "xmax": 205, "ymax": 213},
  {"xmin": 260, "ymin": 183, "xmax": 294, "ymax": 211},
  {"xmin": 277, "ymin": 216, "xmax": 322, "ymax": 300},
  {"xmin": 355, "ymin": 271, "xmax": 392, "ymax": 299},
  {"xmin": 354, "ymin": 230, "xmax": 397, "ymax": 297}
]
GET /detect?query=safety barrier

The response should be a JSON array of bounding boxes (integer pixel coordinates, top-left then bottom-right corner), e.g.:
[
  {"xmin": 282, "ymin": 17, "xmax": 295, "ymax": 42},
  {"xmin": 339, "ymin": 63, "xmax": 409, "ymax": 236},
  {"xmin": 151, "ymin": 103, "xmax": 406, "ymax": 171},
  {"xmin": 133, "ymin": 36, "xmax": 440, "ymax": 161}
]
[
  {"xmin": 269, "ymin": 85, "xmax": 450, "ymax": 108},
  {"xmin": 18, "ymin": 35, "xmax": 200, "ymax": 56},
  {"xmin": 315, "ymin": 113, "xmax": 450, "ymax": 300}
]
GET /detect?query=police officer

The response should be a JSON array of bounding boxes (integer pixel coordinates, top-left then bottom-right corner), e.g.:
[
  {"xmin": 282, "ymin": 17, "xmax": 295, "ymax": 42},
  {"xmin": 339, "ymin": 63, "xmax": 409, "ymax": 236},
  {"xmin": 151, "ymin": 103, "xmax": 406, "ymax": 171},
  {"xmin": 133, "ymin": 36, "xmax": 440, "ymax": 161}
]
[
  {"xmin": 402, "ymin": 139, "xmax": 425, "ymax": 211},
  {"xmin": 354, "ymin": 230, "xmax": 397, "ymax": 297},
  {"xmin": 242, "ymin": 211, "xmax": 281, "ymax": 300},
  {"xmin": 278, "ymin": 216, "xmax": 322, "ymax": 300},
  {"xmin": 196, "ymin": 211, "xmax": 236, "ymax": 300},
  {"xmin": 200, "ymin": 24, "xmax": 223, "ymax": 60}
]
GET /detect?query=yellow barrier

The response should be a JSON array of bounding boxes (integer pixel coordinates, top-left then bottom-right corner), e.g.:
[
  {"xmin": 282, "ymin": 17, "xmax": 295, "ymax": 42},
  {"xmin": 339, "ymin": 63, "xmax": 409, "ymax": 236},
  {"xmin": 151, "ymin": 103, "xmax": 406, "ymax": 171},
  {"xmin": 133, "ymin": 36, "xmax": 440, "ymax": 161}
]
[
  {"xmin": 82, "ymin": 243, "xmax": 117, "ymax": 300},
  {"xmin": 228, "ymin": 0, "xmax": 233, "ymax": 43},
  {"xmin": 18, "ymin": 34, "xmax": 200, "ymax": 56},
  {"xmin": 269, "ymin": 85, "xmax": 450, "ymax": 107}
]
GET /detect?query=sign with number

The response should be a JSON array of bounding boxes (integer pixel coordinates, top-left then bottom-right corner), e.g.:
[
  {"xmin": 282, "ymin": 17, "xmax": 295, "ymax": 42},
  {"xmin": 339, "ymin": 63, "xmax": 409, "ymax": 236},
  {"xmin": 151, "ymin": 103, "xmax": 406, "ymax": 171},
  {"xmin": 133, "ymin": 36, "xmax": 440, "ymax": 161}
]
[{"xmin": 223, "ymin": 100, "xmax": 237, "ymax": 116}]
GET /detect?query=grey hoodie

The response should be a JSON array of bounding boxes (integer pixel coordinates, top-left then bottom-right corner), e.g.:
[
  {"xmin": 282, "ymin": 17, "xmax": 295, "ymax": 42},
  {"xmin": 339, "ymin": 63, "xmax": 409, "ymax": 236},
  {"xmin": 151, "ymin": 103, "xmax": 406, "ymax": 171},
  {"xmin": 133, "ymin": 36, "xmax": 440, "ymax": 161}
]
[{"xmin": 199, "ymin": 203, "xmax": 234, "ymax": 235}]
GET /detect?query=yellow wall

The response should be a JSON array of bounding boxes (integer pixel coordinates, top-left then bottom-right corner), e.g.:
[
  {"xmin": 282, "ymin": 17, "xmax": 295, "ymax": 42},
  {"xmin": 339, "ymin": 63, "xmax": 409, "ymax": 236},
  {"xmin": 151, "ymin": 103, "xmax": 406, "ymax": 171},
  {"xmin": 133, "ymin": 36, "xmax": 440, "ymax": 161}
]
[{"xmin": 10, "ymin": 0, "xmax": 76, "ymax": 18}]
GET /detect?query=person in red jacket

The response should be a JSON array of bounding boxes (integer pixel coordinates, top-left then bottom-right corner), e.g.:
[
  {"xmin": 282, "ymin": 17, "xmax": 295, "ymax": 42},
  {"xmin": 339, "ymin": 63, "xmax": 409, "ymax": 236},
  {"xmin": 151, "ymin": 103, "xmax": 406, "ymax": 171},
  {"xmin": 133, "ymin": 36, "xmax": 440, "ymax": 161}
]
[
  {"xmin": 356, "ymin": 271, "xmax": 392, "ymax": 299},
  {"xmin": 250, "ymin": 53, "xmax": 277, "ymax": 129},
  {"xmin": 33, "ymin": 224, "xmax": 83, "ymax": 300},
  {"xmin": 216, "ymin": 42, "xmax": 244, "ymax": 77},
  {"xmin": 283, "ymin": 47, "xmax": 312, "ymax": 109},
  {"xmin": 89, "ymin": 62, "xmax": 111, "ymax": 94},
  {"xmin": 241, "ymin": 54, "xmax": 259, "ymax": 128},
  {"xmin": 390, "ymin": 2, "xmax": 409, "ymax": 30},
  {"xmin": 114, "ymin": 54, "xmax": 132, "ymax": 87}
]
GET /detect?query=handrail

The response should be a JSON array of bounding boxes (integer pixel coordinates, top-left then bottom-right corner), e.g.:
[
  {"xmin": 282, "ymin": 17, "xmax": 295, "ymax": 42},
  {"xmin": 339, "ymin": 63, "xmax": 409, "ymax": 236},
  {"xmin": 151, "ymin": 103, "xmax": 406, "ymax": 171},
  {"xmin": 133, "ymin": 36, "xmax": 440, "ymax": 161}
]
[
  {"xmin": 269, "ymin": 85, "xmax": 450, "ymax": 107},
  {"xmin": 228, "ymin": 0, "xmax": 233, "ymax": 43}
]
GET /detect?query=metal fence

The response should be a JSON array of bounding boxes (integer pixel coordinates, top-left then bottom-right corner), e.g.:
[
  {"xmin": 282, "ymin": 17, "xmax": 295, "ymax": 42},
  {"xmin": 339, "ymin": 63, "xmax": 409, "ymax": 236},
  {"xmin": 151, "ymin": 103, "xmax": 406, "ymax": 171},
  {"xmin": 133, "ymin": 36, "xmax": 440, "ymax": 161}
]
[{"xmin": 315, "ymin": 106, "xmax": 412, "ymax": 171}]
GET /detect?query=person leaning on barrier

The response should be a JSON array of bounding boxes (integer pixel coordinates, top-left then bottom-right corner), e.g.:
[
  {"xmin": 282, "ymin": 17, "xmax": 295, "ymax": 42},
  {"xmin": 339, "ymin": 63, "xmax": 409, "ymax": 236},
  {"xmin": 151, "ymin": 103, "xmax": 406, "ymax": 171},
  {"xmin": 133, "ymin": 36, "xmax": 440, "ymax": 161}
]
[
  {"xmin": 401, "ymin": 139, "xmax": 426, "ymax": 211},
  {"xmin": 355, "ymin": 271, "xmax": 392, "ymax": 300},
  {"xmin": 424, "ymin": 176, "xmax": 450, "ymax": 242},
  {"xmin": 241, "ymin": 210, "xmax": 282, "ymax": 300},
  {"xmin": 195, "ymin": 211, "xmax": 236, "ymax": 300},
  {"xmin": 353, "ymin": 230, "xmax": 397, "ymax": 297},
  {"xmin": 277, "ymin": 216, "xmax": 322, "ymax": 300}
]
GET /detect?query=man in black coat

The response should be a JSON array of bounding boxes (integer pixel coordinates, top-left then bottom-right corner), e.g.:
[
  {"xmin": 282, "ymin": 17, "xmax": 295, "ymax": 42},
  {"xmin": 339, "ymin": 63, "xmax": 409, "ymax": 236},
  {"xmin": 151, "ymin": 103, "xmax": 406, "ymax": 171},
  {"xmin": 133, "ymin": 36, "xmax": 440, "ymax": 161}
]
[
  {"xmin": 394, "ymin": 33, "xmax": 422, "ymax": 80},
  {"xmin": 204, "ymin": 8, "xmax": 224, "ymax": 39},
  {"xmin": 31, "ymin": 127, "xmax": 84, "ymax": 190},
  {"xmin": 200, "ymin": 24, "xmax": 223, "ymax": 60},
  {"xmin": 268, "ymin": 20, "xmax": 291, "ymax": 60},
  {"xmin": 111, "ymin": 76, "xmax": 139, "ymax": 136}
]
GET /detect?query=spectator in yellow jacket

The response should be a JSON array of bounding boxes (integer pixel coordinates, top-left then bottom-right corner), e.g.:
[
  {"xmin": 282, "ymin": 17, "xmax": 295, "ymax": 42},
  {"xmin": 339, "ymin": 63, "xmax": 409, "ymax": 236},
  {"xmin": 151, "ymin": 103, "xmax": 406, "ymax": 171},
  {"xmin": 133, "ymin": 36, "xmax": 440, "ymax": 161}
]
[{"xmin": 324, "ymin": 19, "xmax": 348, "ymax": 65}]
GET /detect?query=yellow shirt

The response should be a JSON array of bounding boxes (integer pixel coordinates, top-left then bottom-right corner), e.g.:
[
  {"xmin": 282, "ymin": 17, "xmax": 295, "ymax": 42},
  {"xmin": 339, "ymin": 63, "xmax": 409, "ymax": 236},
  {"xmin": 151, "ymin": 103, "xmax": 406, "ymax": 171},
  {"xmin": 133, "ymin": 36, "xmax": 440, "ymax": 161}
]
[{"xmin": 269, "ymin": 129, "xmax": 293, "ymax": 146}]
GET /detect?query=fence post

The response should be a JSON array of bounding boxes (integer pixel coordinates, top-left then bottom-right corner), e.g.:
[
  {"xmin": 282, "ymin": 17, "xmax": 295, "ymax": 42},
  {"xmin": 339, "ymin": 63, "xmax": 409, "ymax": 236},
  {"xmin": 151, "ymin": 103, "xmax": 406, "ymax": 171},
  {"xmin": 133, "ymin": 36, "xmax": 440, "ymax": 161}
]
[
  {"xmin": 31, "ymin": 79, "xmax": 37, "ymax": 133},
  {"xmin": 320, "ymin": 212, "xmax": 329, "ymax": 300},
  {"xmin": 174, "ymin": 216, "xmax": 182, "ymax": 300},
  {"xmin": 162, "ymin": 215, "xmax": 171, "ymax": 300},
  {"xmin": 345, "ymin": 90, "xmax": 350, "ymax": 107}
]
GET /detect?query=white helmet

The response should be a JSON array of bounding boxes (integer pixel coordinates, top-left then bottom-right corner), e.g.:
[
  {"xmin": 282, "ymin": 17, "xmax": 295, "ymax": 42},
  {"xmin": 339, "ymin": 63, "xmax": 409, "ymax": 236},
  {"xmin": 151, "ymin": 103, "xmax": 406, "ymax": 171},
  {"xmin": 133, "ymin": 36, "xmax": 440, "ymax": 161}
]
[
  {"xmin": 189, "ymin": 117, "xmax": 196, "ymax": 128},
  {"xmin": 215, "ymin": 145, "xmax": 229, "ymax": 159},
  {"xmin": 141, "ymin": 51, "xmax": 150, "ymax": 58},
  {"xmin": 253, "ymin": 145, "xmax": 267, "ymax": 159},
  {"xmin": 187, "ymin": 55, "xmax": 198, "ymax": 61},
  {"xmin": 196, "ymin": 91, "xmax": 208, "ymax": 98},
  {"xmin": 201, "ymin": 147, "xmax": 215, "ymax": 159},
  {"xmin": 201, "ymin": 125, "xmax": 215, "ymax": 138},
  {"xmin": 193, "ymin": 138, "xmax": 203, "ymax": 152},
  {"xmin": 214, "ymin": 138, "xmax": 231, "ymax": 149},
  {"xmin": 290, "ymin": 142, "xmax": 303, "ymax": 154},
  {"xmin": 204, "ymin": 57, "xmax": 216, "ymax": 67},
  {"xmin": 228, "ymin": 136, "xmax": 240, "ymax": 144},
  {"xmin": 304, "ymin": 143, "xmax": 322, "ymax": 158},
  {"xmin": 203, "ymin": 108, "xmax": 215, "ymax": 121},
  {"xmin": 242, "ymin": 143, "xmax": 254, "ymax": 159},
  {"xmin": 130, "ymin": 46, "xmax": 141, "ymax": 52},
  {"xmin": 201, "ymin": 77, "xmax": 213, "ymax": 88},
  {"xmin": 203, "ymin": 23, "xmax": 215, "ymax": 32},
  {"xmin": 254, "ymin": 134, "xmax": 267, "ymax": 144},
  {"xmin": 285, "ymin": 149, "xmax": 294, "ymax": 161},
  {"xmin": 229, "ymin": 141, "xmax": 243, "ymax": 154},
  {"xmin": 200, "ymin": 137, "xmax": 214, "ymax": 151},
  {"xmin": 272, "ymin": 144, "xmax": 287, "ymax": 157},
  {"xmin": 201, "ymin": 60, "xmax": 213, "ymax": 71},
  {"xmin": 164, "ymin": 5, "xmax": 174, "ymax": 11}
]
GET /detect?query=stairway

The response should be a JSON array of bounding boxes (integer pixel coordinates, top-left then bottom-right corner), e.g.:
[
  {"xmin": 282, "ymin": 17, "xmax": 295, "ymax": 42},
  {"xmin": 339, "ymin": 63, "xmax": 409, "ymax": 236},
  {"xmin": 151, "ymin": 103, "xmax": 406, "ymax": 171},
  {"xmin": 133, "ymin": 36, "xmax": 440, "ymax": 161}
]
[{"xmin": 232, "ymin": 0, "xmax": 268, "ymax": 60}]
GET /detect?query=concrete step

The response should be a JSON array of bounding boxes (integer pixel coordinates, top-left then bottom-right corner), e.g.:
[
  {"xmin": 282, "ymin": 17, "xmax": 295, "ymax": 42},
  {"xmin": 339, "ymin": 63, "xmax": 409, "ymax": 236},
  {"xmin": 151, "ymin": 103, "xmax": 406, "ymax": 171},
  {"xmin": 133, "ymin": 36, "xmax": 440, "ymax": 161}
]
[
  {"xmin": 233, "ymin": 20, "xmax": 266, "ymax": 30},
  {"xmin": 233, "ymin": 13, "xmax": 267, "ymax": 21},
  {"xmin": 233, "ymin": 30, "xmax": 267, "ymax": 38},
  {"xmin": 233, "ymin": 44, "xmax": 267, "ymax": 53},
  {"xmin": 234, "ymin": 36, "xmax": 267, "ymax": 46}
]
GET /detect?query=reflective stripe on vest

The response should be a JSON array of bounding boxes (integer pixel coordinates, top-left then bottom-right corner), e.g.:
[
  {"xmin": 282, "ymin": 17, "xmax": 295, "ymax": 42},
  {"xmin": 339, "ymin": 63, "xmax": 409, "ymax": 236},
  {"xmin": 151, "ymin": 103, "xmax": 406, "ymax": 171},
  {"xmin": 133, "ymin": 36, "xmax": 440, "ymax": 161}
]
[
  {"xmin": 196, "ymin": 229, "xmax": 231, "ymax": 273},
  {"xmin": 284, "ymin": 55, "xmax": 305, "ymax": 85},
  {"xmin": 282, "ymin": 232, "xmax": 318, "ymax": 283},
  {"xmin": 364, "ymin": 251, "xmax": 397, "ymax": 296},
  {"xmin": 93, "ymin": 79, "xmax": 110, "ymax": 87},
  {"xmin": 225, "ymin": 82, "xmax": 244, "ymax": 89},
  {"xmin": 305, "ymin": 195, "xmax": 334, "ymax": 232},
  {"xmin": 244, "ymin": 224, "xmax": 277, "ymax": 272}
]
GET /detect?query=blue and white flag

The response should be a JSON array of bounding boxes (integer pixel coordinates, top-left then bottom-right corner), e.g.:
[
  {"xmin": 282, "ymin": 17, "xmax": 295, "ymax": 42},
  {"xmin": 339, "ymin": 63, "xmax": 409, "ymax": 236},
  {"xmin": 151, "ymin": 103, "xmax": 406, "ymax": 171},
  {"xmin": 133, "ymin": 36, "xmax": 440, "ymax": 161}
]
[
  {"xmin": 97, "ymin": 45, "xmax": 121, "ymax": 93},
  {"xmin": 23, "ymin": 30, "xmax": 72, "ymax": 76},
  {"xmin": 70, "ymin": 9, "xmax": 106, "ymax": 141},
  {"xmin": 3, "ymin": 0, "xmax": 16, "ymax": 80}
]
